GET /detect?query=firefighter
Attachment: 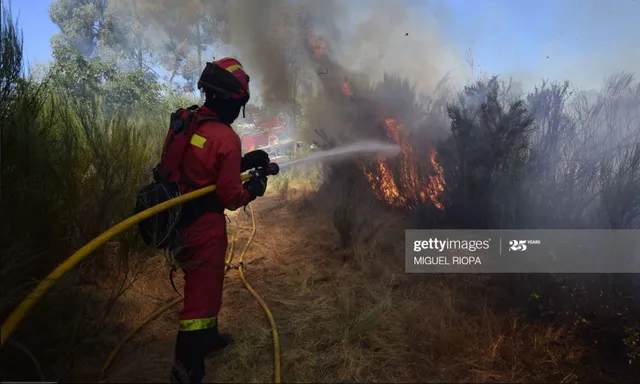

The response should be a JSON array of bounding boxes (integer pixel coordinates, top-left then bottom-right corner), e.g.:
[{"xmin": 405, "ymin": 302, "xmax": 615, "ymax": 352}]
[{"xmin": 170, "ymin": 57, "xmax": 270, "ymax": 383}]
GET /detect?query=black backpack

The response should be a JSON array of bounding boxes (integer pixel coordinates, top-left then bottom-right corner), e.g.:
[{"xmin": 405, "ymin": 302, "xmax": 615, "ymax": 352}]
[
  {"xmin": 135, "ymin": 106, "xmax": 223, "ymax": 250},
  {"xmin": 135, "ymin": 181, "xmax": 183, "ymax": 250}
]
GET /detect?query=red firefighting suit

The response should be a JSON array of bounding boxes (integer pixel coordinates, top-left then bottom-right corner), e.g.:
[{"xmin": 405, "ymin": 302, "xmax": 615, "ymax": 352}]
[
  {"xmin": 170, "ymin": 56, "xmax": 268, "ymax": 384},
  {"xmin": 176, "ymin": 105, "xmax": 252, "ymax": 331}
]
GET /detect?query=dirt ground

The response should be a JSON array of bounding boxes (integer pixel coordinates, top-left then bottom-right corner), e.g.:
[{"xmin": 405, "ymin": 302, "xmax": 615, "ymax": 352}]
[{"xmin": 88, "ymin": 186, "xmax": 626, "ymax": 383}]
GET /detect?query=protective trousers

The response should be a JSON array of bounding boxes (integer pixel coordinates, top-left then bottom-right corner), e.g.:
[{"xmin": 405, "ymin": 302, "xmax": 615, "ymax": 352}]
[{"xmin": 171, "ymin": 212, "xmax": 232, "ymax": 384}]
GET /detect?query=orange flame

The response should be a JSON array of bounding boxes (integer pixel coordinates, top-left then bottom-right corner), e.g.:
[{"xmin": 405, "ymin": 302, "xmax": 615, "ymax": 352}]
[
  {"xmin": 304, "ymin": 27, "xmax": 444, "ymax": 210},
  {"xmin": 307, "ymin": 30, "xmax": 327, "ymax": 58},
  {"xmin": 427, "ymin": 149, "xmax": 445, "ymax": 210},
  {"xmin": 342, "ymin": 81, "xmax": 352, "ymax": 97},
  {"xmin": 362, "ymin": 161, "xmax": 407, "ymax": 206},
  {"xmin": 362, "ymin": 117, "xmax": 445, "ymax": 210}
]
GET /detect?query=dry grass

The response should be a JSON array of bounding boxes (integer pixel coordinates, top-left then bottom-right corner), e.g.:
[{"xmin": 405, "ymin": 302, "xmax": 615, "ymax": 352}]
[{"xmin": 86, "ymin": 181, "xmax": 628, "ymax": 383}]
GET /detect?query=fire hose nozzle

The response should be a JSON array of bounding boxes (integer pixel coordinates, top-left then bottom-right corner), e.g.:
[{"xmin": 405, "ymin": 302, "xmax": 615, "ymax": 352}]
[
  {"xmin": 249, "ymin": 162, "xmax": 280, "ymax": 180},
  {"xmin": 268, "ymin": 162, "xmax": 280, "ymax": 176}
]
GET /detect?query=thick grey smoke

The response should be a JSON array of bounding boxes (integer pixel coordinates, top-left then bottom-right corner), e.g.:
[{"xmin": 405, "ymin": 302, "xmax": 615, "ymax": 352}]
[
  {"xmin": 224, "ymin": 0, "xmax": 293, "ymax": 108},
  {"xmin": 333, "ymin": 0, "xmax": 467, "ymax": 93},
  {"xmin": 217, "ymin": 0, "xmax": 466, "ymax": 109}
]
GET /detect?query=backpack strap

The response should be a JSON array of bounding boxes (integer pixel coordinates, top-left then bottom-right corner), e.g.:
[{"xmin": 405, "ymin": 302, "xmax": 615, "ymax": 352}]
[
  {"xmin": 179, "ymin": 109, "xmax": 222, "ymax": 189},
  {"xmin": 160, "ymin": 106, "xmax": 229, "ymax": 188}
]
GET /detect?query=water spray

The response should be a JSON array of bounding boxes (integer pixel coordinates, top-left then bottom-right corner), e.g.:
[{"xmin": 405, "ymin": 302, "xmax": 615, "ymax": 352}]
[{"xmin": 277, "ymin": 140, "xmax": 401, "ymax": 170}]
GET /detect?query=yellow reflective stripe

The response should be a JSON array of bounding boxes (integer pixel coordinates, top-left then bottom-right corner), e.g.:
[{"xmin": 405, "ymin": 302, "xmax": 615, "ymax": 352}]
[
  {"xmin": 224, "ymin": 64, "xmax": 244, "ymax": 74},
  {"xmin": 224, "ymin": 64, "xmax": 250, "ymax": 96},
  {"xmin": 190, "ymin": 133, "xmax": 206, "ymax": 148},
  {"xmin": 179, "ymin": 317, "xmax": 217, "ymax": 331}
]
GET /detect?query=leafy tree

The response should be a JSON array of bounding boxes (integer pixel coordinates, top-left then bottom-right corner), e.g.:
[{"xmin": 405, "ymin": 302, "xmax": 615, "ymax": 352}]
[
  {"xmin": 0, "ymin": 0, "xmax": 23, "ymax": 123},
  {"xmin": 101, "ymin": 69, "xmax": 161, "ymax": 115},
  {"xmin": 133, "ymin": 0, "xmax": 221, "ymax": 92},
  {"xmin": 48, "ymin": 0, "xmax": 109, "ymax": 57},
  {"xmin": 102, "ymin": 0, "xmax": 156, "ymax": 72},
  {"xmin": 48, "ymin": 39, "xmax": 113, "ymax": 100}
]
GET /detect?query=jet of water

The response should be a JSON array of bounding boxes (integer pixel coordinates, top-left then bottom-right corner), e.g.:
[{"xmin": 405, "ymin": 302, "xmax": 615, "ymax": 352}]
[{"xmin": 277, "ymin": 140, "xmax": 401, "ymax": 170}]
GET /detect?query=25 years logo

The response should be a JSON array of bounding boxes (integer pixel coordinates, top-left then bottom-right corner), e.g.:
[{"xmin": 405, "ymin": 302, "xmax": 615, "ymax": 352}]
[
  {"xmin": 509, "ymin": 240, "xmax": 527, "ymax": 251},
  {"xmin": 508, "ymin": 239, "xmax": 541, "ymax": 251}
]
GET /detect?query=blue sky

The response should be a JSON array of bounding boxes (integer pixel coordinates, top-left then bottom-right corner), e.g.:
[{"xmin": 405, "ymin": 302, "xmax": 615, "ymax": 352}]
[
  {"xmin": 8, "ymin": 0, "xmax": 640, "ymax": 90},
  {"xmin": 9, "ymin": 0, "xmax": 58, "ymax": 67},
  {"xmin": 430, "ymin": 0, "xmax": 640, "ymax": 89}
]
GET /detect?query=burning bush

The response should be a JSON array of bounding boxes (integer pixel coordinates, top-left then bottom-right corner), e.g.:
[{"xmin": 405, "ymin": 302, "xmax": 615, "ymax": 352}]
[
  {"xmin": 360, "ymin": 118, "xmax": 444, "ymax": 212},
  {"xmin": 300, "ymin": 26, "xmax": 640, "ymax": 368},
  {"xmin": 301, "ymin": 37, "xmax": 450, "ymax": 218}
]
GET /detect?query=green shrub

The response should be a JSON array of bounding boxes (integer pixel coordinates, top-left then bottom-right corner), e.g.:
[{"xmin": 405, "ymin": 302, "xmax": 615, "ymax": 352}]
[{"xmin": 0, "ymin": 3, "xmax": 169, "ymax": 380}]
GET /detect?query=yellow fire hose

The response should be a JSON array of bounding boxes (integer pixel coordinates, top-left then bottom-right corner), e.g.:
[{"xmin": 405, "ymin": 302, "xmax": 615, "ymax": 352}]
[
  {"xmin": 0, "ymin": 173, "xmax": 281, "ymax": 383},
  {"xmin": 237, "ymin": 204, "xmax": 281, "ymax": 383},
  {"xmin": 98, "ymin": 229, "xmax": 240, "ymax": 380},
  {"xmin": 99, "ymin": 203, "xmax": 281, "ymax": 383}
]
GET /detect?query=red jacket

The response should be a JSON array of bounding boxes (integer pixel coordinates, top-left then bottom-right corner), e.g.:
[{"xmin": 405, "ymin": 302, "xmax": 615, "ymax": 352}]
[{"xmin": 179, "ymin": 106, "xmax": 251, "ymax": 211}]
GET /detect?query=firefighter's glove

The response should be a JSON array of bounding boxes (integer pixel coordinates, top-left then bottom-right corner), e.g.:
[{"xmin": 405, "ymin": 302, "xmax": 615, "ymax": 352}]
[
  {"xmin": 241, "ymin": 150, "xmax": 270, "ymax": 173},
  {"xmin": 243, "ymin": 176, "xmax": 268, "ymax": 201}
]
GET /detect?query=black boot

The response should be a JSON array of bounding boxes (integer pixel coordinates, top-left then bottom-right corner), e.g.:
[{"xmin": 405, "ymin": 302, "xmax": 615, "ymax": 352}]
[
  {"xmin": 171, "ymin": 331, "xmax": 206, "ymax": 384},
  {"xmin": 170, "ymin": 327, "xmax": 234, "ymax": 383},
  {"xmin": 170, "ymin": 360, "xmax": 194, "ymax": 384}
]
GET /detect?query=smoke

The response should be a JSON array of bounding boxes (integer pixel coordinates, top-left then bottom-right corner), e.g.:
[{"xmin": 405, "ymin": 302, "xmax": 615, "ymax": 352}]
[
  {"xmin": 49, "ymin": 0, "xmax": 639, "ymax": 107},
  {"xmin": 223, "ymin": 0, "xmax": 293, "ymax": 108},
  {"xmin": 208, "ymin": 0, "xmax": 639, "ymax": 180},
  {"xmin": 332, "ymin": 0, "xmax": 467, "ymax": 93},
  {"xmin": 217, "ymin": 0, "xmax": 466, "ymax": 110},
  {"xmin": 96, "ymin": 0, "xmax": 637, "ymax": 160}
]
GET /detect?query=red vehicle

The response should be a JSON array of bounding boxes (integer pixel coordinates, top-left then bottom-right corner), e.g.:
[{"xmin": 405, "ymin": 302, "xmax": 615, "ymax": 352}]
[{"xmin": 240, "ymin": 119, "xmax": 296, "ymax": 163}]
